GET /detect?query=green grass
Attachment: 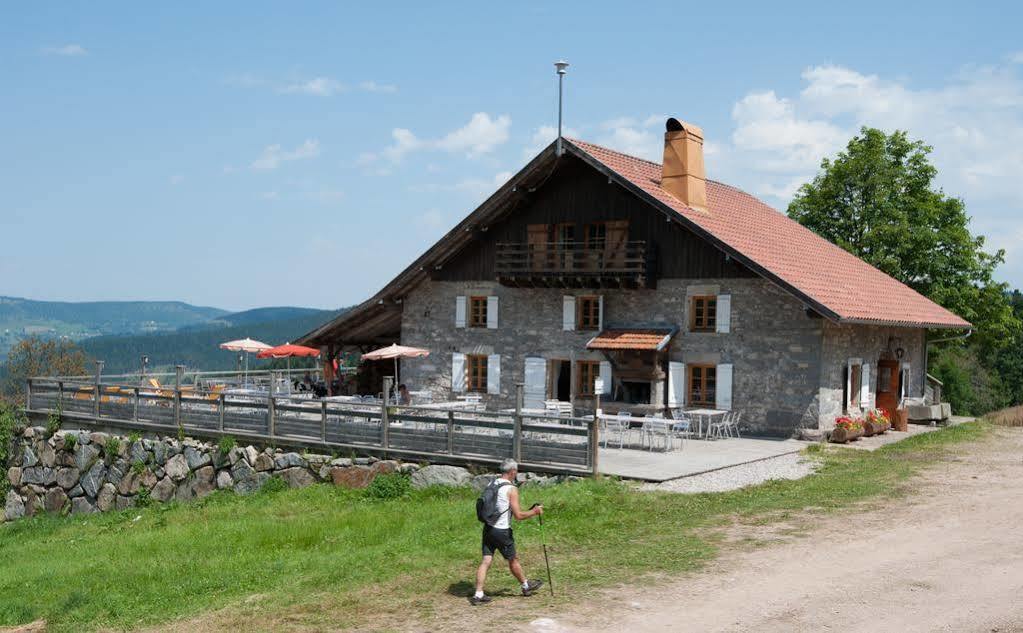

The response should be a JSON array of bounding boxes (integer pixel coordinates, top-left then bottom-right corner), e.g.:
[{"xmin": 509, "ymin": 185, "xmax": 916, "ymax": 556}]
[{"xmin": 0, "ymin": 422, "xmax": 987, "ymax": 631}]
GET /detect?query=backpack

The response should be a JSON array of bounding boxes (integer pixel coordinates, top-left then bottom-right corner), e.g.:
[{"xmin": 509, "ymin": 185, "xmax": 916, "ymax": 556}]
[{"xmin": 475, "ymin": 479, "xmax": 511, "ymax": 526}]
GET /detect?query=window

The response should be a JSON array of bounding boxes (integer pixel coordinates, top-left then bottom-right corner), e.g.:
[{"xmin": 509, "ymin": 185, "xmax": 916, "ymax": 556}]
[
  {"xmin": 577, "ymin": 361, "xmax": 600, "ymax": 396},
  {"xmin": 688, "ymin": 364, "xmax": 716, "ymax": 406},
  {"xmin": 468, "ymin": 296, "xmax": 488, "ymax": 328},
  {"xmin": 466, "ymin": 354, "xmax": 488, "ymax": 393},
  {"xmin": 690, "ymin": 296, "xmax": 717, "ymax": 332},
  {"xmin": 577, "ymin": 296, "xmax": 601, "ymax": 330},
  {"xmin": 849, "ymin": 363, "xmax": 862, "ymax": 411},
  {"xmin": 585, "ymin": 222, "xmax": 606, "ymax": 249}
]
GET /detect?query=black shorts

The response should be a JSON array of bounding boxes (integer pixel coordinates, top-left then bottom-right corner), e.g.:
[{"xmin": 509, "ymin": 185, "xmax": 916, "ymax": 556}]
[{"xmin": 481, "ymin": 526, "xmax": 516, "ymax": 560}]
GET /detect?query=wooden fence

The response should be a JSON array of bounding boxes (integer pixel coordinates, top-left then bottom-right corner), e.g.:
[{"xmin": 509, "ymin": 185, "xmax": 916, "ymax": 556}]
[{"xmin": 24, "ymin": 377, "xmax": 598, "ymax": 475}]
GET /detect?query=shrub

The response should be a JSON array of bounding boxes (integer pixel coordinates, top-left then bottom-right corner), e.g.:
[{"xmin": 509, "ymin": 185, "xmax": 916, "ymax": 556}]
[
  {"xmin": 364, "ymin": 473, "xmax": 411, "ymax": 500},
  {"xmin": 867, "ymin": 409, "xmax": 889, "ymax": 426},
  {"xmin": 127, "ymin": 431, "xmax": 142, "ymax": 444},
  {"xmin": 0, "ymin": 401, "xmax": 22, "ymax": 497},
  {"xmin": 132, "ymin": 460, "xmax": 146, "ymax": 475},
  {"xmin": 105, "ymin": 437, "xmax": 122, "ymax": 460},
  {"xmin": 45, "ymin": 409, "xmax": 62, "ymax": 438},
  {"xmin": 63, "ymin": 433, "xmax": 78, "ymax": 453},
  {"xmin": 218, "ymin": 436, "xmax": 236, "ymax": 457},
  {"xmin": 135, "ymin": 488, "xmax": 153, "ymax": 508},
  {"xmin": 260, "ymin": 476, "xmax": 288, "ymax": 494}
]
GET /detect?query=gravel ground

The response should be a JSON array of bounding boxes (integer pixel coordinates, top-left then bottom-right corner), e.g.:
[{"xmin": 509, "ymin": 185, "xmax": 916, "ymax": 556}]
[{"xmin": 641, "ymin": 452, "xmax": 817, "ymax": 494}]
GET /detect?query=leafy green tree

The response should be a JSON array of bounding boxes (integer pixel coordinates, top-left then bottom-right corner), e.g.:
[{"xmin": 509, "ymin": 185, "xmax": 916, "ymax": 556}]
[
  {"xmin": 788, "ymin": 127, "xmax": 1018, "ymax": 353},
  {"xmin": 1, "ymin": 336, "xmax": 90, "ymax": 403}
]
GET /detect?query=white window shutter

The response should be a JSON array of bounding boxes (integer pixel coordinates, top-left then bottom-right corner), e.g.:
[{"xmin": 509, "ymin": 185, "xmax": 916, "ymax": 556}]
[
  {"xmin": 487, "ymin": 296, "xmax": 499, "ymax": 329},
  {"xmin": 716, "ymin": 294, "xmax": 731, "ymax": 333},
  {"xmin": 523, "ymin": 357, "xmax": 547, "ymax": 409},
  {"xmin": 668, "ymin": 361, "xmax": 685, "ymax": 408},
  {"xmin": 846, "ymin": 358, "xmax": 861, "ymax": 411},
  {"xmin": 598, "ymin": 295, "xmax": 605, "ymax": 331},
  {"xmin": 901, "ymin": 362, "xmax": 911, "ymax": 399},
  {"xmin": 860, "ymin": 363, "xmax": 872, "ymax": 409},
  {"xmin": 599, "ymin": 361, "xmax": 612, "ymax": 395},
  {"xmin": 487, "ymin": 355, "xmax": 501, "ymax": 395},
  {"xmin": 451, "ymin": 353, "xmax": 466, "ymax": 393},
  {"xmin": 562, "ymin": 296, "xmax": 576, "ymax": 331},
  {"xmin": 716, "ymin": 363, "xmax": 733, "ymax": 410},
  {"xmin": 455, "ymin": 296, "xmax": 467, "ymax": 328}
]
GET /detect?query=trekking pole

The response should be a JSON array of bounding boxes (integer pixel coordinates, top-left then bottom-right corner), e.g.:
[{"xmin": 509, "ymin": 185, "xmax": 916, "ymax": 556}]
[{"xmin": 533, "ymin": 503, "xmax": 554, "ymax": 596}]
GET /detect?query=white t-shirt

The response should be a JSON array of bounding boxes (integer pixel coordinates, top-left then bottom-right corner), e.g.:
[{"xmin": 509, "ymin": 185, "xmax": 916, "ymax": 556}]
[{"xmin": 492, "ymin": 479, "xmax": 514, "ymax": 529}]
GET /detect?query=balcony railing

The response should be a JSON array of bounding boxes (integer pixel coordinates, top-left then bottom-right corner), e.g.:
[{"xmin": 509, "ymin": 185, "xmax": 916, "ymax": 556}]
[{"xmin": 494, "ymin": 240, "xmax": 654, "ymax": 288}]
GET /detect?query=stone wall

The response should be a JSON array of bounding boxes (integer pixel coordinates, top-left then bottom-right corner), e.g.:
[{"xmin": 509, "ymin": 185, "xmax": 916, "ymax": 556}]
[
  {"xmin": 817, "ymin": 323, "xmax": 927, "ymax": 427},
  {"xmin": 400, "ymin": 278, "xmax": 826, "ymax": 436}
]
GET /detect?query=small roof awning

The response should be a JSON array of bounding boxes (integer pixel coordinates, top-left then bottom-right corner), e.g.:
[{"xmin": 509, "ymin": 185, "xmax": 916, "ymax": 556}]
[{"xmin": 586, "ymin": 328, "xmax": 676, "ymax": 352}]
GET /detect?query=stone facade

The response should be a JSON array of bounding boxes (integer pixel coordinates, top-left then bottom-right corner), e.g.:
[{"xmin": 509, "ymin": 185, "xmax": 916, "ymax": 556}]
[{"xmin": 399, "ymin": 277, "xmax": 929, "ymax": 436}]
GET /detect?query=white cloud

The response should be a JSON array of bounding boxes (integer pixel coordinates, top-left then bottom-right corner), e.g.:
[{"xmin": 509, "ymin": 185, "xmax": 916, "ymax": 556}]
[
  {"xmin": 280, "ymin": 77, "xmax": 345, "ymax": 96},
  {"xmin": 169, "ymin": 174, "xmax": 184, "ymax": 186},
  {"xmin": 250, "ymin": 139, "xmax": 320, "ymax": 170},
  {"xmin": 359, "ymin": 80, "xmax": 398, "ymax": 93},
  {"xmin": 364, "ymin": 113, "xmax": 511, "ymax": 165},
  {"xmin": 522, "ymin": 124, "xmax": 580, "ymax": 158},
  {"xmin": 43, "ymin": 44, "xmax": 87, "ymax": 56},
  {"xmin": 593, "ymin": 115, "xmax": 663, "ymax": 161},
  {"xmin": 436, "ymin": 113, "xmax": 512, "ymax": 157},
  {"xmin": 1009, "ymin": 51, "xmax": 1023, "ymax": 65}
]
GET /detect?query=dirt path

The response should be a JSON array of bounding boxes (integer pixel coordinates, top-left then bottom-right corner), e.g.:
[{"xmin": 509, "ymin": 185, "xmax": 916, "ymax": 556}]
[{"xmin": 511, "ymin": 427, "xmax": 1023, "ymax": 633}]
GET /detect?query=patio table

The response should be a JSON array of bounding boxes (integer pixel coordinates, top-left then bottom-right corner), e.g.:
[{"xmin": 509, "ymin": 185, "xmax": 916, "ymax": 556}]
[{"xmin": 684, "ymin": 408, "xmax": 728, "ymax": 438}]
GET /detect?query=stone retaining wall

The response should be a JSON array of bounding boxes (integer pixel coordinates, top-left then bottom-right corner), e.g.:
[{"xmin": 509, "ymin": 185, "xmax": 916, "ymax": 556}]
[{"xmin": 3, "ymin": 426, "xmax": 573, "ymax": 523}]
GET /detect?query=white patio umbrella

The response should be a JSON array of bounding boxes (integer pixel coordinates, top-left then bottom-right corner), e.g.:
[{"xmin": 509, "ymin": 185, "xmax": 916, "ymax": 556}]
[
  {"xmin": 219, "ymin": 337, "xmax": 272, "ymax": 386},
  {"xmin": 361, "ymin": 343, "xmax": 430, "ymax": 401}
]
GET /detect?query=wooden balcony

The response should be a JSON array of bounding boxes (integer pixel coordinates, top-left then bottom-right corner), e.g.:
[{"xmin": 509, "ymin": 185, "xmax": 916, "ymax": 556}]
[{"xmin": 494, "ymin": 241, "xmax": 655, "ymax": 288}]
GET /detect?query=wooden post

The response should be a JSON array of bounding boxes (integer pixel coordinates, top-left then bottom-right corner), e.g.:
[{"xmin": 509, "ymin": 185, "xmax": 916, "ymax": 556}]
[
  {"xmin": 133, "ymin": 387, "xmax": 140, "ymax": 421},
  {"xmin": 268, "ymin": 370, "xmax": 276, "ymax": 438},
  {"xmin": 218, "ymin": 393, "xmax": 225, "ymax": 432},
  {"xmin": 174, "ymin": 365, "xmax": 183, "ymax": 431},
  {"xmin": 57, "ymin": 381, "xmax": 63, "ymax": 413},
  {"xmin": 446, "ymin": 410, "xmax": 455, "ymax": 454},
  {"xmin": 320, "ymin": 400, "xmax": 327, "ymax": 443},
  {"xmin": 25, "ymin": 378, "xmax": 32, "ymax": 410},
  {"xmin": 591, "ymin": 393, "xmax": 601, "ymax": 475},
  {"xmin": 513, "ymin": 383, "xmax": 523, "ymax": 462},
  {"xmin": 381, "ymin": 376, "xmax": 392, "ymax": 451},
  {"xmin": 94, "ymin": 360, "xmax": 104, "ymax": 419},
  {"xmin": 569, "ymin": 350, "xmax": 577, "ymax": 416}
]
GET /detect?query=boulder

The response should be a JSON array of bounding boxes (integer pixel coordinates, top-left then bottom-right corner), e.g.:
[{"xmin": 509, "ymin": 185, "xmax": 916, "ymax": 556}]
[
  {"xmin": 411, "ymin": 465, "xmax": 471, "ymax": 489},
  {"xmin": 330, "ymin": 457, "xmax": 353, "ymax": 468},
  {"xmin": 470, "ymin": 474, "xmax": 496, "ymax": 492},
  {"xmin": 399, "ymin": 463, "xmax": 419, "ymax": 475},
  {"xmin": 7, "ymin": 467, "xmax": 22, "ymax": 488},
  {"xmin": 81, "ymin": 461, "xmax": 108, "ymax": 498},
  {"xmin": 129, "ymin": 441, "xmax": 149, "ymax": 465},
  {"xmin": 151, "ymin": 477, "xmax": 175, "ymax": 503},
  {"xmin": 106, "ymin": 463, "xmax": 126, "ymax": 487},
  {"xmin": 21, "ymin": 445, "xmax": 38, "ymax": 468},
  {"xmin": 243, "ymin": 445, "xmax": 260, "ymax": 466},
  {"xmin": 22, "ymin": 488, "xmax": 39, "ymax": 517},
  {"xmin": 115, "ymin": 470, "xmax": 140, "ymax": 496},
  {"xmin": 115, "ymin": 495, "xmax": 135, "ymax": 510},
  {"xmin": 354, "ymin": 457, "xmax": 371, "ymax": 466},
  {"xmin": 372, "ymin": 460, "xmax": 400, "ymax": 475},
  {"xmin": 183, "ymin": 446, "xmax": 210, "ymax": 470},
  {"xmin": 274, "ymin": 452, "xmax": 306, "ymax": 470},
  {"xmin": 216, "ymin": 470, "xmax": 234, "ymax": 490},
  {"xmin": 227, "ymin": 446, "xmax": 244, "ymax": 465},
  {"xmin": 96, "ymin": 483, "xmax": 117, "ymax": 512},
  {"xmin": 88, "ymin": 432, "xmax": 107, "ymax": 446},
  {"xmin": 318, "ymin": 464, "xmax": 332, "ymax": 481},
  {"xmin": 253, "ymin": 453, "xmax": 275, "ymax": 472},
  {"xmin": 4, "ymin": 491, "xmax": 25, "ymax": 521},
  {"xmin": 165, "ymin": 454, "xmax": 190, "ymax": 481},
  {"xmin": 68, "ymin": 484, "xmax": 85, "ymax": 498},
  {"xmin": 233, "ymin": 471, "xmax": 270, "ymax": 495},
  {"xmin": 187, "ymin": 467, "xmax": 216, "ymax": 500},
  {"xmin": 70, "ymin": 497, "xmax": 96, "ymax": 515},
  {"xmin": 74, "ymin": 443, "xmax": 101, "ymax": 472},
  {"xmin": 43, "ymin": 488, "xmax": 68, "ymax": 514},
  {"xmin": 330, "ymin": 466, "xmax": 375, "ymax": 489},
  {"xmin": 37, "ymin": 442, "xmax": 56, "ymax": 468},
  {"xmin": 21, "ymin": 467, "xmax": 57, "ymax": 487},
  {"xmin": 152, "ymin": 441, "xmax": 168, "ymax": 465},
  {"xmin": 277, "ymin": 467, "xmax": 316, "ymax": 489},
  {"xmin": 231, "ymin": 459, "xmax": 256, "ymax": 481}
]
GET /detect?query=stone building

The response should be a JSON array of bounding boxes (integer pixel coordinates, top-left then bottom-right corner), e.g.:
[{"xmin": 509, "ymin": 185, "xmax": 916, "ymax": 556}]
[{"xmin": 299, "ymin": 118, "xmax": 969, "ymax": 435}]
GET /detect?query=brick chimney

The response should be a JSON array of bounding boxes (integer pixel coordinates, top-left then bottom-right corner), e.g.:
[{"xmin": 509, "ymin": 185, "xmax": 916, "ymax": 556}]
[{"xmin": 661, "ymin": 117, "xmax": 707, "ymax": 213}]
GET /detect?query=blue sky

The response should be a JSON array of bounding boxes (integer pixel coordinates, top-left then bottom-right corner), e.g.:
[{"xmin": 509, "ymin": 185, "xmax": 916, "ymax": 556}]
[{"xmin": 3, "ymin": 1, "xmax": 1022, "ymax": 311}]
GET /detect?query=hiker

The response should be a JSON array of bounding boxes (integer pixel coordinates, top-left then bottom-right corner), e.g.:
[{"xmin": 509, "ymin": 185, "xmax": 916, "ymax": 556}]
[{"xmin": 472, "ymin": 459, "xmax": 544, "ymax": 605}]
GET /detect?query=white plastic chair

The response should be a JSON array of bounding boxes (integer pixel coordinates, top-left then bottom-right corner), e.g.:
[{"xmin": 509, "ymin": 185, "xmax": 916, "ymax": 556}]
[
  {"xmin": 707, "ymin": 411, "xmax": 733, "ymax": 440},
  {"xmin": 642, "ymin": 416, "xmax": 673, "ymax": 451},
  {"xmin": 670, "ymin": 409, "xmax": 692, "ymax": 448},
  {"xmin": 601, "ymin": 415, "xmax": 627, "ymax": 449}
]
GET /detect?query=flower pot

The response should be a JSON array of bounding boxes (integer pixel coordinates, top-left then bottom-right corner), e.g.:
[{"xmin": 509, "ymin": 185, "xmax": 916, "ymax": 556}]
[
  {"xmin": 830, "ymin": 427, "xmax": 850, "ymax": 443},
  {"xmin": 849, "ymin": 427, "xmax": 864, "ymax": 441},
  {"xmin": 893, "ymin": 409, "xmax": 909, "ymax": 432},
  {"xmin": 862, "ymin": 421, "xmax": 877, "ymax": 437}
]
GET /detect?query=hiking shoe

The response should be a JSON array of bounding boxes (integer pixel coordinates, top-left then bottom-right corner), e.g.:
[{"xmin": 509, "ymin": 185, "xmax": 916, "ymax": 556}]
[
  {"xmin": 469, "ymin": 594, "xmax": 492, "ymax": 605},
  {"xmin": 522, "ymin": 579, "xmax": 544, "ymax": 596}
]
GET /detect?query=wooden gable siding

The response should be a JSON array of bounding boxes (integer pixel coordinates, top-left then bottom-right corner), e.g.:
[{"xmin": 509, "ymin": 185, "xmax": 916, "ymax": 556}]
[{"xmin": 434, "ymin": 156, "xmax": 754, "ymax": 282}]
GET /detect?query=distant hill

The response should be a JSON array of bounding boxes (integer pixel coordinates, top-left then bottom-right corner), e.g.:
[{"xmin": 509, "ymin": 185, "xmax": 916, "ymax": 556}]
[
  {"xmin": 79, "ymin": 309, "xmax": 344, "ymax": 374},
  {"xmin": 177, "ymin": 307, "xmax": 326, "ymax": 332},
  {"xmin": 0, "ymin": 296, "xmax": 229, "ymax": 360}
]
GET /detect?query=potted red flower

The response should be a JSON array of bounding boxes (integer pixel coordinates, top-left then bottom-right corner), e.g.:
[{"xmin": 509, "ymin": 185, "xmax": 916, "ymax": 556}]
[
  {"xmin": 867, "ymin": 409, "xmax": 890, "ymax": 434},
  {"xmin": 830, "ymin": 416, "xmax": 863, "ymax": 443}
]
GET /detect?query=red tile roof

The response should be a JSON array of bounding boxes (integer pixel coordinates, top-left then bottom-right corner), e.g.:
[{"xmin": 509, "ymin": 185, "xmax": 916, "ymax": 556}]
[
  {"xmin": 586, "ymin": 329, "xmax": 675, "ymax": 351},
  {"xmin": 567, "ymin": 139, "xmax": 971, "ymax": 330}
]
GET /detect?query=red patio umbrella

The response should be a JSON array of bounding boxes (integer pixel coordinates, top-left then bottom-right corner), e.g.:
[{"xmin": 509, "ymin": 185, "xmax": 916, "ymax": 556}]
[{"xmin": 256, "ymin": 343, "xmax": 321, "ymax": 376}]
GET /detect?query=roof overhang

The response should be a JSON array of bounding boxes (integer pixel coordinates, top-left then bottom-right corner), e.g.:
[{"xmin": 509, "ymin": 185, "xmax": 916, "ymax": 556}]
[{"xmin": 586, "ymin": 327, "xmax": 677, "ymax": 352}]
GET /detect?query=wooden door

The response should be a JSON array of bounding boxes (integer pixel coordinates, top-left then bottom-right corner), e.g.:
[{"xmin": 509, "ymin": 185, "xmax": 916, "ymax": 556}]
[
  {"xmin": 605, "ymin": 220, "xmax": 629, "ymax": 270},
  {"xmin": 875, "ymin": 359, "xmax": 900, "ymax": 419},
  {"xmin": 527, "ymin": 224, "xmax": 548, "ymax": 271}
]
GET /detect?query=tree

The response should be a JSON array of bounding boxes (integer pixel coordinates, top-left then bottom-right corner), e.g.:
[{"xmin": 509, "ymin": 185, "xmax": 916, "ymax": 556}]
[
  {"xmin": 1, "ymin": 337, "xmax": 90, "ymax": 404},
  {"xmin": 788, "ymin": 127, "xmax": 1019, "ymax": 354}
]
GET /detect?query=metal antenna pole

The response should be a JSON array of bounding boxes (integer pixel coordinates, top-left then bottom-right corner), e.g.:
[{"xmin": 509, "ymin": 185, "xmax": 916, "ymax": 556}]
[{"xmin": 554, "ymin": 60, "xmax": 569, "ymax": 155}]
